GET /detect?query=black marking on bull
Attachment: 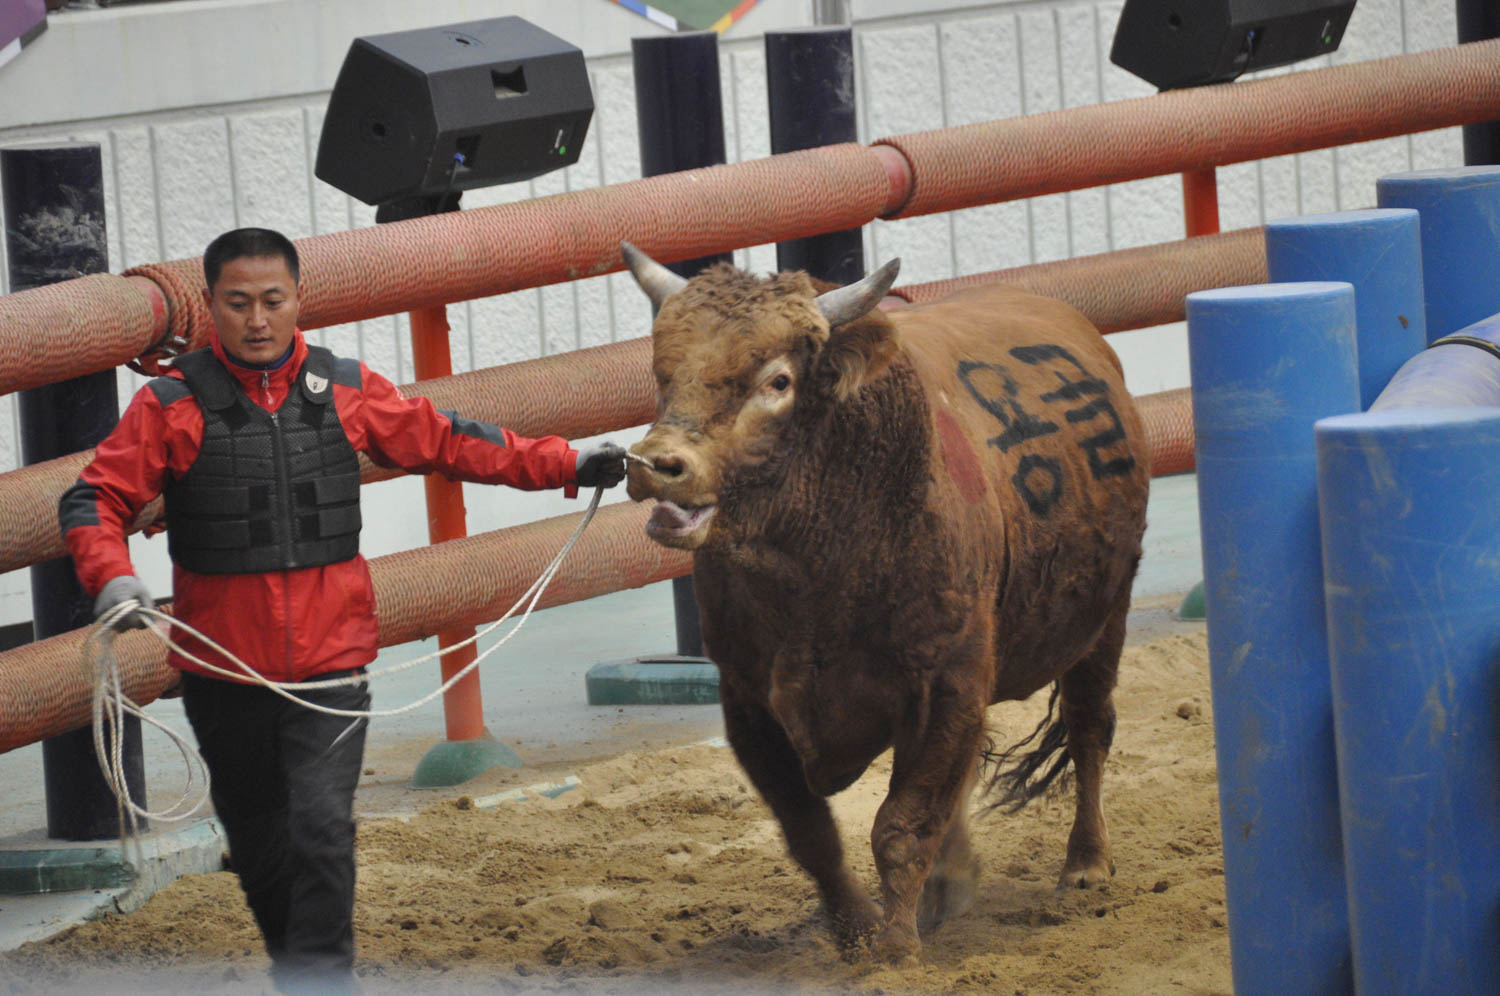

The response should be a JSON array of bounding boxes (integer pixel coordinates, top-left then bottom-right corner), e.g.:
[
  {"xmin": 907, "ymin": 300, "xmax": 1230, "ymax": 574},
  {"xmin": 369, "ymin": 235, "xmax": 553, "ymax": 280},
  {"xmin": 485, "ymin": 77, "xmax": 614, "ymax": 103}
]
[
  {"xmin": 1011, "ymin": 454, "xmax": 1064, "ymax": 517},
  {"xmin": 1066, "ymin": 398, "xmax": 1136, "ymax": 479},
  {"xmin": 1012, "ymin": 343, "xmax": 1137, "ymax": 482},
  {"xmin": 956, "ymin": 360, "xmax": 1059, "ymax": 452},
  {"xmin": 1012, "ymin": 343, "xmax": 1110, "ymax": 402}
]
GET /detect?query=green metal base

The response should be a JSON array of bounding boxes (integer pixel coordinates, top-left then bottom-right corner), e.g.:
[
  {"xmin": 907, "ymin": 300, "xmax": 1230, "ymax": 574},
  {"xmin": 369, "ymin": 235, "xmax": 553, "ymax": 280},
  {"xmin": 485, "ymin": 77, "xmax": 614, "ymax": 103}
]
[
  {"xmin": 585, "ymin": 655, "xmax": 720, "ymax": 706},
  {"xmin": 410, "ymin": 734, "xmax": 523, "ymax": 789},
  {"xmin": 0, "ymin": 843, "xmax": 134, "ymax": 895},
  {"xmin": 1178, "ymin": 580, "xmax": 1207, "ymax": 621},
  {"xmin": 0, "ymin": 819, "xmax": 225, "ymax": 899}
]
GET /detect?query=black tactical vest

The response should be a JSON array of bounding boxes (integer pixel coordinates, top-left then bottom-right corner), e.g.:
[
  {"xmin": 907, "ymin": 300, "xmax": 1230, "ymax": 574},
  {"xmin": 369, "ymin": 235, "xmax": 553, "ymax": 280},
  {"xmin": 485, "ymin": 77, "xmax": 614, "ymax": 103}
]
[{"xmin": 163, "ymin": 346, "xmax": 362, "ymax": 574}]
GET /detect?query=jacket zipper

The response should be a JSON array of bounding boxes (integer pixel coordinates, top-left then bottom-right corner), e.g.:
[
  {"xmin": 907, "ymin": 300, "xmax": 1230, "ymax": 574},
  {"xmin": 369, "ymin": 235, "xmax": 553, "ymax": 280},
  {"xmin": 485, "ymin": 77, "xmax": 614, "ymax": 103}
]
[{"xmin": 265, "ymin": 369, "xmax": 297, "ymax": 680}]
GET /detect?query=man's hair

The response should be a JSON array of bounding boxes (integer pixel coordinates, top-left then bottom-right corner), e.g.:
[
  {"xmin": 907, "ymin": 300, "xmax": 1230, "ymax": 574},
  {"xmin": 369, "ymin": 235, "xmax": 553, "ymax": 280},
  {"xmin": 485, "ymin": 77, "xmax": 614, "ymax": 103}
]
[{"xmin": 203, "ymin": 228, "xmax": 300, "ymax": 289}]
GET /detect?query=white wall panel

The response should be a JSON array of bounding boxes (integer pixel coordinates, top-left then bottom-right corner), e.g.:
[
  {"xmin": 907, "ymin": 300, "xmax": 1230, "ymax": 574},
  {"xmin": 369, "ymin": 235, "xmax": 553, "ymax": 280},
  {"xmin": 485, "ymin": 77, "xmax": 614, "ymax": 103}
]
[
  {"xmin": 229, "ymin": 109, "xmax": 314, "ymax": 241},
  {"xmin": 153, "ymin": 118, "xmax": 236, "ymax": 261},
  {"xmin": 591, "ymin": 64, "xmax": 642, "ymax": 188},
  {"xmin": 941, "ymin": 14, "xmax": 1031, "ymax": 275},
  {"xmin": 1260, "ymin": 153, "xmax": 1301, "ymax": 225},
  {"xmin": 1218, "ymin": 161, "xmax": 1264, "ymax": 232},
  {"xmin": 109, "ymin": 126, "xmax": 162, "ymax": 269},
  {"xmin": 1297, "ymin": 149, "xmax": 1340, "ymax": 215},
  {"xmin": 1058, "ymin": 5, "xmax": 1110, "ymax": 257},
  {"xmin": 860, "ymin": 23, "xmax": 953, "ymax": 284}
]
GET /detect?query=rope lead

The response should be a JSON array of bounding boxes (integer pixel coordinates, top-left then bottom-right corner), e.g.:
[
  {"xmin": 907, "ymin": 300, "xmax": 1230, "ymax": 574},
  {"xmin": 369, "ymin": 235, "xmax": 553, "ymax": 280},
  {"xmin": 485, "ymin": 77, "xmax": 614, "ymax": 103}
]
[{"xmin": 84, "ymin": 485, "xmax": 608, "ymax": 827}]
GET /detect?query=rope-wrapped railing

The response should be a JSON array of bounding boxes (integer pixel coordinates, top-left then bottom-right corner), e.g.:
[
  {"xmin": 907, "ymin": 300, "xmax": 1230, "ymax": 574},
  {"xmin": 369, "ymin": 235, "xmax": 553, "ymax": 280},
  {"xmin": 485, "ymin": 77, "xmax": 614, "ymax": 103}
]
[
  {"xmin": 875, "ymin": 38, "xmax": 1500, "ymax": 219},
  {"xmin": 2, "ymin": 40, "xmax": 1496, "ymax": 395},
  {"xmin": 0, "ymin": 144, "xmax": 900, "ymax": 392},
  {"xmin": 892, "ymin": 227, "xmax": 1267, "ymax": 332},
  {"xmin": 0, "ymin": 226, "xmax": 1255, "ymax": 575},
  {"xmin": 0, "ymin": 501, "xmax": 691, "ymax": 754}
]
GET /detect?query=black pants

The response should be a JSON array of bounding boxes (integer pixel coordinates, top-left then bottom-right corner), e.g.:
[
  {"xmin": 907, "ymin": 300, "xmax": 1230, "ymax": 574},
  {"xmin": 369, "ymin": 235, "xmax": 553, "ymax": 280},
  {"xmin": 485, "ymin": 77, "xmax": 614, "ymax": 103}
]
[{"xmin": 182, "ymin": 668, "xmax": 370, "ymax": 994}]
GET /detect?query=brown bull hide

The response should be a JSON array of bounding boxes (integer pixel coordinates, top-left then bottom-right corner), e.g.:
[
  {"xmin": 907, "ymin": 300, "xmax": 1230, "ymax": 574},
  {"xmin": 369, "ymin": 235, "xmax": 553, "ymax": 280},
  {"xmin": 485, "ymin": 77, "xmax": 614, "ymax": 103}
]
[{"xmin": 622, "ymin": 247, "xmax": 1150, "ymax": 963}]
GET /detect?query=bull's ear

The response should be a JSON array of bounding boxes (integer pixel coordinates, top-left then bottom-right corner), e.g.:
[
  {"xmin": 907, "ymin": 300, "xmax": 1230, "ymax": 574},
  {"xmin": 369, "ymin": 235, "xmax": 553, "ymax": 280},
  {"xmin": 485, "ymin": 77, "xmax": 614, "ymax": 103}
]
[
  {"xmin": 820, "ymin": 310, "xmax": 901, "ymax": 401},
  {"xmin": 622, "ymin": 241, "xmax": 689, "ymax": 310},
  {"xmin": 813, "ymin": 258, "xmax": 900, "ymax": 329}
]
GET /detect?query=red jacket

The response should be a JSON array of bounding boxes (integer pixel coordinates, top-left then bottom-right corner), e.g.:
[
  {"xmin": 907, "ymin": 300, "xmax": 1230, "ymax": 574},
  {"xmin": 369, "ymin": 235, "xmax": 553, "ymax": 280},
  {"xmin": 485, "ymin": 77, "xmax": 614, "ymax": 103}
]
[{"xmin": 62, "ymin": 330, "xmax": 580, "ymax": 682}]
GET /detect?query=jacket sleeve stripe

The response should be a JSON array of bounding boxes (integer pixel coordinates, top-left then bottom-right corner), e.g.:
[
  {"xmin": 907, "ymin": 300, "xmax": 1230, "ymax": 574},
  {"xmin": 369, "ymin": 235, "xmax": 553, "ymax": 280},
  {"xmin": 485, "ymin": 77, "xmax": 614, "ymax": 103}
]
[
  {"xmin": 333, "ymin": 357, "xmax": 362, "ymax": 389},
  {"xmin": 438, "ymin": 408, "xmax": 508, "ymax": 448},
  {"xmin": 59, "ymin": 476, "xmax": 103, "ymax": 533},
  {"xmin": 146, "ymin": 376, "xmax": 193, "ymax": 407}
]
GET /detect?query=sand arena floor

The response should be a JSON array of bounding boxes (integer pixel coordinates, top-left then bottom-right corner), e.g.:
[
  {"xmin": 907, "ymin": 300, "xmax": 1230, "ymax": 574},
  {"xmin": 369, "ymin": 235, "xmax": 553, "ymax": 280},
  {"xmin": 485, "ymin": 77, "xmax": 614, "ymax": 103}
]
[{"xmin": 0, "ymin": 625, "xmax": 1229, "ymax": 996}]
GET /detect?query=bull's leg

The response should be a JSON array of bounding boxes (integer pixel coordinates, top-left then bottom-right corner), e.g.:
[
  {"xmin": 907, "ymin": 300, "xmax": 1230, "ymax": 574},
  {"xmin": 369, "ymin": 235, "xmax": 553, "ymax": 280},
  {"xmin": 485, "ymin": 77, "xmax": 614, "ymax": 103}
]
[
  {"xmin": 870, "ymin": 685, "xmax": 986, "ymax": 963},
  {"xmin": 720, "ymin": 687, "xmax": 880, "ymax": 949},
  {"xmin": 1056, "ymin": 597, "xmax": 1127, "ymax": 889},
  {"xmin": 916, "ymin": 760, "xmax": 981, "ymax": 933}
]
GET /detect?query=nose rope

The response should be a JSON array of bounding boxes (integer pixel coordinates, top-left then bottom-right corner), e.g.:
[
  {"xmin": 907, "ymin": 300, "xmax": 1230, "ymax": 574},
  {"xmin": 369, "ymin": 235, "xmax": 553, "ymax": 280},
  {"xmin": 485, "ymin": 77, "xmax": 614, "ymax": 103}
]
[{"xmin": 624, "ymin": 451, "xmax": 654, "ymax": 469}]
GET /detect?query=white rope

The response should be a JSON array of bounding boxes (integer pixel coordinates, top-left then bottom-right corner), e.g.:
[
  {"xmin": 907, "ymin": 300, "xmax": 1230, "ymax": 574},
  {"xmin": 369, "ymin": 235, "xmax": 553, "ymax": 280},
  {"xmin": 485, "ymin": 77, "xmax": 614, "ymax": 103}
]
[{"xmin": 84, "ymin": 485, "xmax": 609, "ymax": 824}]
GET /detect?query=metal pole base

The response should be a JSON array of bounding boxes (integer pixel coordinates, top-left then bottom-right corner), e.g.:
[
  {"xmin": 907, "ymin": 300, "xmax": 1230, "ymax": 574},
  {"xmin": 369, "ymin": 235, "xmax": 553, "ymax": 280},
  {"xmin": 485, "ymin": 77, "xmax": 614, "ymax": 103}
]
[
  {"xmin": 584, "ymin": 655, "xmax": 719, "ymax": 706},
  {"xmin": 409, "ymin": 733, "xmax": 523, "ymax": 789}
]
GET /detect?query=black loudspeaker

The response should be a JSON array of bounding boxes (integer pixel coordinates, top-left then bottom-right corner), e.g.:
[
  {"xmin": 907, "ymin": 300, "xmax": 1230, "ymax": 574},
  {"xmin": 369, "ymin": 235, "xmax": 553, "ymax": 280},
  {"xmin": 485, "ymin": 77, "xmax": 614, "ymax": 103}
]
[
  {"xmin": 1110, "ymin": 0, "xmax": 1357, "ymax": 91},
  {"xmin": 315, "ymin": 17, "xmax": 594, "ymax": 212}
]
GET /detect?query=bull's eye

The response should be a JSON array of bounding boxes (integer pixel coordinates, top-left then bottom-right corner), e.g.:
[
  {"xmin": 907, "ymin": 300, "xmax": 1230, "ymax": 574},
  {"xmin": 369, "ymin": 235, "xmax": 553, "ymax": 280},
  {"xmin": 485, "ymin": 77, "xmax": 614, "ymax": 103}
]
[{"xmin": 770, "ymin": 374, "xmax": 792, "ymax": 392}]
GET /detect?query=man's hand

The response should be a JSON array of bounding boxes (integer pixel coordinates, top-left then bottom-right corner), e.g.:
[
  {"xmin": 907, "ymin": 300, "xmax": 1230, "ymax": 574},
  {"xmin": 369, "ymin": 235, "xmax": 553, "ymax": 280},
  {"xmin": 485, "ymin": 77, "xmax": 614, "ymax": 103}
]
[
  {"xmin": 94, "ymin": 575, "xmax": 153, "ymax": 632},
  {"xmin": 575, "ymin": 442, "xmax": 627, "ymax": 489}
]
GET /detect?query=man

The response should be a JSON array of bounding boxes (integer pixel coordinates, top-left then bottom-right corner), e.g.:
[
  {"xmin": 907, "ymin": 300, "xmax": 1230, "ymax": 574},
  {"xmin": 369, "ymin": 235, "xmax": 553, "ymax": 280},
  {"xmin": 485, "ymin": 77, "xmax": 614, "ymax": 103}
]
[{"xmin": 59, "ymin": 227, "xmax": 625, "ymax": 993}]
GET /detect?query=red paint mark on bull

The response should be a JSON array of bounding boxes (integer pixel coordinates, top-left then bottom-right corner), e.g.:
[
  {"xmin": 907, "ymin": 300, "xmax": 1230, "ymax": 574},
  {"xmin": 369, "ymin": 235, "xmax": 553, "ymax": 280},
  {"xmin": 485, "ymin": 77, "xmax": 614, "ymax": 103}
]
[{"xmin": 936, "ymin": 408, "xmax": 987, "ymax": 504}]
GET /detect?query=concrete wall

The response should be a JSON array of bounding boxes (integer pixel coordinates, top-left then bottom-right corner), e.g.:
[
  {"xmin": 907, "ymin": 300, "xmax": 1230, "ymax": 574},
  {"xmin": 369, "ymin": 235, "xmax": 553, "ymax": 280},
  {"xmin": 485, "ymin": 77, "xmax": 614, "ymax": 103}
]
[{"xmin": 0, "ymin": 0, "xmax": 1465, "ymax": 627}]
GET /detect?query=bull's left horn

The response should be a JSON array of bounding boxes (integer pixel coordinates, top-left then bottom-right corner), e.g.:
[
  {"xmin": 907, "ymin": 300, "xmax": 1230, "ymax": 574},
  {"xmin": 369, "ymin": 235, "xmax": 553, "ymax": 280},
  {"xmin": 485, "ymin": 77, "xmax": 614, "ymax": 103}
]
[
  {"xmin": 814, "ymin": 257, "xmax": 902, "ymax": 329},
  {"xmin": 621, "ymin": 241, "xmax": 689, "ymax": 309}
]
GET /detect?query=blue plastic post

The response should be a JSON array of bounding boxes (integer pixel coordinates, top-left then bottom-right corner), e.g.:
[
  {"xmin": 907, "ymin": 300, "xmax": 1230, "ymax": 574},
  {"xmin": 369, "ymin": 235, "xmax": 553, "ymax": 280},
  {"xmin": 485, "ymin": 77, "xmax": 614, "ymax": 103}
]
[
  {"xmin": 1375, "ymin": 166, "xmax": 1500, "ymax": 341},
  {"xmin": 1265, "ymin": 209, "xmax": 1426, "ymax": 408},
  {"xmin": 1187, "ymin": 282, "xmax": 1361, "ymax": 995},
  {"xmin": 1314, "ymin": 406, "xmax": 1500, "ymax": 994}
]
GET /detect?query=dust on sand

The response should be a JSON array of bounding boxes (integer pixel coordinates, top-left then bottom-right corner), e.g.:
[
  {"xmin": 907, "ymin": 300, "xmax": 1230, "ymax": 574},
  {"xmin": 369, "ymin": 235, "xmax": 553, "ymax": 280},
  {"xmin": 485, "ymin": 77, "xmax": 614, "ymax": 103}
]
[{"xmin": 1, "ymin": 630, "xmax": 1228, "ymax": 995}]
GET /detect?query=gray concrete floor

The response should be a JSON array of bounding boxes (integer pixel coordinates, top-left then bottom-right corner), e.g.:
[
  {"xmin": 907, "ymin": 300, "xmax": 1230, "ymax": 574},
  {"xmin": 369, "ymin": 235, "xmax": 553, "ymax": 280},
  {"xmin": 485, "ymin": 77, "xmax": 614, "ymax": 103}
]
[{"xmin": 0, "ymin": 473, "xmax": 1203, "ymax": 955}]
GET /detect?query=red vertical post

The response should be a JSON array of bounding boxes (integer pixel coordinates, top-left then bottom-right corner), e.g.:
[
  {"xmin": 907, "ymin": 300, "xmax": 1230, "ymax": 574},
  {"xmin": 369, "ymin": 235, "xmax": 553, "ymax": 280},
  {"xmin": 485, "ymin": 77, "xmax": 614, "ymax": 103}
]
[
  {"xmin": 408, "ymin": 304, "xmax": 485, "ymax": 742},
  {"xmin": 1182, "ymin": 166, "xmax": 1221, "ymax": 237}
]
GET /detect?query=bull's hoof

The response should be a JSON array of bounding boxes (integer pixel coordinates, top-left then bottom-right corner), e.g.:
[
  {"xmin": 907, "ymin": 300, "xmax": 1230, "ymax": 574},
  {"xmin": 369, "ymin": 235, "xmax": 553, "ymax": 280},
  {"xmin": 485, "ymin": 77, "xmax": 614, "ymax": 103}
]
[
  {"xmin": 869, "ymin": 923, "xmax": 921, "ymax": 965},
  {"xmin": 828, "ymin": 897, "xmax": 881, "ymax": 953},
  {"xmin": 1057, "ymin": 855, "xmax": 1115, "ymax": 890},
  {"xmin": 916, "ymin": 857, "xmax": 980, "ymax": 933}
]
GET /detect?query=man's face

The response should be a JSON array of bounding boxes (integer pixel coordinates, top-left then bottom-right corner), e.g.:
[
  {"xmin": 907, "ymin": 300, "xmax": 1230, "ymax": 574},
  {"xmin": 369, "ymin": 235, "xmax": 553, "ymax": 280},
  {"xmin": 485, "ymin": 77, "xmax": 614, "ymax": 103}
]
[{"xmin": 203, "ymin": 255, "xmax": 300, "ymax": 366}]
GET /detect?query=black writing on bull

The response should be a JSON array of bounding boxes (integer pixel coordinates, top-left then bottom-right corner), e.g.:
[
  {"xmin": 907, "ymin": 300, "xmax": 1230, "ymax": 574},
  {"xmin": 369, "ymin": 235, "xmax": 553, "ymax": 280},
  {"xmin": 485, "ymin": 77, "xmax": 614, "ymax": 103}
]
[{"xmin": 957, "ymin": 344, "xmax": 1137, "ymax": 516}]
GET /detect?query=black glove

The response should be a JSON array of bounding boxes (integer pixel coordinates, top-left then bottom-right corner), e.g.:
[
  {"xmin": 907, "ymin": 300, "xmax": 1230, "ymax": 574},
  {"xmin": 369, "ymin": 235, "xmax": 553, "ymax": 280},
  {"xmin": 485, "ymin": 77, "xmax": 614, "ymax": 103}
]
[
  {"xmin": 575, "ymin": 442, "xmax": 627, "ymax": 489},
  {"xmin": 94, "ymin": 575, "xmax": 153, "ymax": 632}
]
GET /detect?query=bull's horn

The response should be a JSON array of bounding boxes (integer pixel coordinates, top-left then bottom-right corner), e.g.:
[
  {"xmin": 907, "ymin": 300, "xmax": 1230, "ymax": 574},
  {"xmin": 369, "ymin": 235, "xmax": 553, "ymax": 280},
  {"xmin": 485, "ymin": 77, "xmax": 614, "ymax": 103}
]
[
  {"xmin": 814, "ymin": 258, "xmax": 902, "ymax": 329},
  {"xmin": 621, "ymin": 241, "xmax": 689, "ymax": 309}
]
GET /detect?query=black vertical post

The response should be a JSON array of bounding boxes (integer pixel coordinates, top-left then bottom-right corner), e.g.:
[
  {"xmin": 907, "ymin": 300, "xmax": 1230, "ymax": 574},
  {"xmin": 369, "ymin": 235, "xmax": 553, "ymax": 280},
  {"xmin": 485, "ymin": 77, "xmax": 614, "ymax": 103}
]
[
  {"xmin": 2, "ymin": 143, "xmax": 145, "ymax": 840},
  {"xmin": 632, "ymin": 31, "xmax": 731, "ymax": 660},
  {"xmin": 1458, "ymin": 0, "xmax": 1500, "ymax": 165},
  {"xmin": 766, "ymin": 27, "xmax": 865, "ymax": 285}
]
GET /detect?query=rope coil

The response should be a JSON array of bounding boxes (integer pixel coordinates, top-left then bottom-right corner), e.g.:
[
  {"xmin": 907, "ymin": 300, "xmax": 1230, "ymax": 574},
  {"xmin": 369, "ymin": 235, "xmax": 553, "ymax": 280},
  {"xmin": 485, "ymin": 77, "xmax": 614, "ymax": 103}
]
[
  {"xmin": 119, "ymin": 261, "xmax": 211, "ymax": 376},
  {"xmin": 84, "ymin": 485, "xmax": 608, "ymax": 829}
]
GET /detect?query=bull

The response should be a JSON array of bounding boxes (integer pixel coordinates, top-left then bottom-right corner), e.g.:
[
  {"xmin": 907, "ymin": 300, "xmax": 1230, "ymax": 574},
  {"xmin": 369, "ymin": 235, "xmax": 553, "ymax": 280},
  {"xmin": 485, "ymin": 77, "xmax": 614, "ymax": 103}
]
[{"xmin": 619, "ymin": 243, "xmax": 1151, "ymax": 961}]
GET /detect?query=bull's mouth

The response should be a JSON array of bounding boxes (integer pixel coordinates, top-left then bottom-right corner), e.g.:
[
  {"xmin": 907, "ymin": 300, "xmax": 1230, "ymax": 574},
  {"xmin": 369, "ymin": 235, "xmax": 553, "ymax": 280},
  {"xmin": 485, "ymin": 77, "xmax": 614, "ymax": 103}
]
[{"xmin": 645, "ymin": 500, "xmax": 718, "ymax": 547}]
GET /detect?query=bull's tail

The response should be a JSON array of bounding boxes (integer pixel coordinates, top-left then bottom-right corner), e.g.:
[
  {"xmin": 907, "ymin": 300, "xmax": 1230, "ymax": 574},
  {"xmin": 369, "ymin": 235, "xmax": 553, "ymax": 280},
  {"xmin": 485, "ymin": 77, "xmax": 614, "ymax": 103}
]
[{"xmin": 979, "ymin": 682, "xmax": 1072, "ymax": 814}]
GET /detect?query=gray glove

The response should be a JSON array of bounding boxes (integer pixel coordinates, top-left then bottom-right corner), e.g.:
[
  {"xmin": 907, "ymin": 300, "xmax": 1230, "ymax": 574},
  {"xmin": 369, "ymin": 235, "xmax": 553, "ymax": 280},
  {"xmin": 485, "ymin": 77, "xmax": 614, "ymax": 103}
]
[
  {"xmin": 575, "ymin": 441, "xmax": 627, "ymax": 489},
  {"xmin": 94, "ymin": 575, "xmax": 153, "ymax": 632}
]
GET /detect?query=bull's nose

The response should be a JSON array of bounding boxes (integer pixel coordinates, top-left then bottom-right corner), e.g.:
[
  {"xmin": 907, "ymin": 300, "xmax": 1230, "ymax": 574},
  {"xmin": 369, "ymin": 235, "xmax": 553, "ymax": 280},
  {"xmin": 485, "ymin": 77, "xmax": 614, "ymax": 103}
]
[
  {"xmin": 648, "ymin": 453, "xmax": 686, "ymax": 479},
  {"xmin": 627, "ymin": 445, "xmax": 687, "ymax": 480}
]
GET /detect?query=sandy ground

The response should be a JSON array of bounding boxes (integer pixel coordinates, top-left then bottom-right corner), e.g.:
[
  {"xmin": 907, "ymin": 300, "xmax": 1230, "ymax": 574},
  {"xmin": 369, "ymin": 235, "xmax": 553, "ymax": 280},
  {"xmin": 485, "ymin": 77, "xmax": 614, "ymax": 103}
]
[{"xmin": 0, "ymin": 626, "xmax": 1228, "ymax": 996}]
